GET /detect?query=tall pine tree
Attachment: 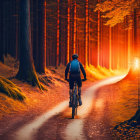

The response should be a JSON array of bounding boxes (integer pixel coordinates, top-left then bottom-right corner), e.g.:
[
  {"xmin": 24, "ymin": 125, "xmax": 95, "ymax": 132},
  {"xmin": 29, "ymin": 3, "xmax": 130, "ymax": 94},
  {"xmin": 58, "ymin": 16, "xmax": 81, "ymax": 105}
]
[{"xmin": 16, "ymin": 0, "xmax": 43, "ymax": 89}]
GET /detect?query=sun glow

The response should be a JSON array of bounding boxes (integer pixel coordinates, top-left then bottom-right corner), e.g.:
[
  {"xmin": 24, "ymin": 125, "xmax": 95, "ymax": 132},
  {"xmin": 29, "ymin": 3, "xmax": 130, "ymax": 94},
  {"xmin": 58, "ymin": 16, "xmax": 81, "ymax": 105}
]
[{"xmin": 133, "ymin": 58, "xmax": 140, "ymax": 70}]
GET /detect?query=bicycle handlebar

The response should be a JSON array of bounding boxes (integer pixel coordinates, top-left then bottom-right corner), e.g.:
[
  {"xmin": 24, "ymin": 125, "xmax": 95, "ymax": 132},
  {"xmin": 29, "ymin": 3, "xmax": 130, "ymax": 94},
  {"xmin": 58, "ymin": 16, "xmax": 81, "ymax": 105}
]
[
  {"xmin": 66, "ymin": 79, "xmax": 87, "ymax": 82},
  {"xmin": 82, "ymin": 79, "xmax": 87, "ymax": 81}
]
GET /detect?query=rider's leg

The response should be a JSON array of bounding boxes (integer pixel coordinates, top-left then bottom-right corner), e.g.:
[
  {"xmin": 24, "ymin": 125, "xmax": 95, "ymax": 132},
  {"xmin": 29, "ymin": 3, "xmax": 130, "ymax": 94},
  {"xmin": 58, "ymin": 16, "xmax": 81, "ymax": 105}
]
[
  {"xmin": 77, "ymin": 76, "xmax": 82, "ymax": 106},
  {"xmin": 69, "ymin": 89, "xmax": 73, "ymax": 96},
  {"xmin": 69, "ymin": 89, "xmax": 73, "ymax": 107},
  {"xmin": 69, "ymin": 88, "xmax": 72, "ymax": 98},
  {"xmin": 69, "ymin": 77, "xmax": 74, "ymax": 107},
  {"xmin": 78, "ymin": 87, "xmax": 81, "ymax": 96},
  {"xmin": 78, "ymin": 87, "xmax": 82, "ymax": 106}
]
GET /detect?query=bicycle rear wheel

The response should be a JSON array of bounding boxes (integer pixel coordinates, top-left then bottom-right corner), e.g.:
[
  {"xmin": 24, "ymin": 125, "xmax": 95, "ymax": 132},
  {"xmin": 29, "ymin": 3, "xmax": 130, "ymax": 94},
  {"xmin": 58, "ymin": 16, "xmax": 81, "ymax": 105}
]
[{"xmin": 72, "ymin": 93, "xmax": 76, "ymax": 119}]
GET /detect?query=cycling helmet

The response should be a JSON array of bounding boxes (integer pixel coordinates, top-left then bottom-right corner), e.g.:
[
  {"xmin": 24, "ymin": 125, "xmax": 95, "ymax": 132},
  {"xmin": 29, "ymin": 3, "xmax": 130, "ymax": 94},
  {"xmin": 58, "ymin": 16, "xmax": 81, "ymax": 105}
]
[{"xmin": 72, "ymin": 54, "xmax": 78, "ymax": 59}]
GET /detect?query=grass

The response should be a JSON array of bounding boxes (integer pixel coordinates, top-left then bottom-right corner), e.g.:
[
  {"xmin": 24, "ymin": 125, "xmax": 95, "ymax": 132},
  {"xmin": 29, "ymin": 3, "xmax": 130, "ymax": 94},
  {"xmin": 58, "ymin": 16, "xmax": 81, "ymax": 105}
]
[
  {"xmin": 0, "ymin": 76, "xmax": 25, "ymax": 101},
  {"xmin": 0, "ymin": 94, "xmax": 27, "ymax": 119}
]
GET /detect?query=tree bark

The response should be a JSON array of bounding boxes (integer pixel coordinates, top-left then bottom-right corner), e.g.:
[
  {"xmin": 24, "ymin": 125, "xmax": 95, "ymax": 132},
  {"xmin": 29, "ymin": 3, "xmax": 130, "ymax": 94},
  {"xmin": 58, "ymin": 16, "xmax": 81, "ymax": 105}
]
[
  {"xmin": 85, "ymin": 0, "xmax": 89, "ymax": 66},
  {"xmin": 32, "ymin": 0, "xmax": 38, "ymax": 69},
  {"xmin": 97, "ymin": 0, "xmax": 100, "ymax": 67},
  {"xmin": 37, "ymin": 0, "xmax": 46, "ymax": 73},
  {"xmin": 16, "ymin": 0, "xmax": 43, "ymax": 89},
  {"xmin": 0, "ymin": 0, "xmax": 4, "ymax": 63},
  {"xmin": 133, "ymin": 8, "xmax": 138, "ymax": 58},
  {"xmin": 73, "ymin": 0, "xmax": 77, "ymax": 54},
  {"xmin": 88, "ymin": 2, "xmax": 90, "ymax": 65},
  {"xmin": 67, "ymin": 0, "xmax": 70, "ymax": 64},
  {"xmin": 109, "ymin": 26, "xmax": 112, "ymax": 70},
  {"xmin": 56, "ymin": 0, "xmax": 60, "ymax": 67},
  {"xmin": 15, "ymin": 0, "xmax": 19, "ymax": 60},
  {"xmin": 3, "ymin": 1, "xmax": 8, "ymax": 58},
  {"xmin": 128, "ymin": 26, "xmax": 131, "ymax": 68}
]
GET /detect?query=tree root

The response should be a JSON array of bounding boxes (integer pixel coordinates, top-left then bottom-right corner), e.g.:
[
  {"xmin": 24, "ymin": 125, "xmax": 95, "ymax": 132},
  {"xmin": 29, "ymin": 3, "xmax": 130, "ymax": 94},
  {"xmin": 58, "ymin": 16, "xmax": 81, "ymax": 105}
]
[
  {"xmin": 38, "ymin": 75, "xmax": 53, "ymax": 87},
  {"xmin": 16, "ymin": 69, "xmax": 47, "ymax": 91},
  {"xmin": 32, "ymin": 71, "xmax": 47, "ymax": 91},
  {"xmin": 0, "ymin": 76, "xmax": 25, "ymax": 101}
]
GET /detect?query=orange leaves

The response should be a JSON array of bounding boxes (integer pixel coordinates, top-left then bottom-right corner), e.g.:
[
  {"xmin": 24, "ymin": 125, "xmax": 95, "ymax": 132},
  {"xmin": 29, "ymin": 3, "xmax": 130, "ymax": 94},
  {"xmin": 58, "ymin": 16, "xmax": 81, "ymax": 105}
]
[{"xmin": 95, "ymin": 0, "xmax": 138, "ymax": 27}]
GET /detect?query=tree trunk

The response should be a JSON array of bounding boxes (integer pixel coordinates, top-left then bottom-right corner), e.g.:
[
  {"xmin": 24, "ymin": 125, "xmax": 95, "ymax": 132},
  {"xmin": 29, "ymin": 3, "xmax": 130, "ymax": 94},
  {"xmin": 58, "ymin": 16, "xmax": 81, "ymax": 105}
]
[
  {"xmin": 73, "ymin": 0, "xmax": 76, "ymax": 54},
  {"xmin": 100, "ymin": 14, "xmax": 103, "ymax": 67},
  {"xmin": 97, "ymin": 0, "xmax": 100, "ymax": 67},
  {"xmin": 67, "ymin": 0, "xmax": 70, "ymax": 64},
  {"xmin": 88, "ymin": 2, "xmax": 90, "ymax": 66},
  {"xmin": 15, "ymin": 0, "xmax": 19, "ymax": 60},
  {"xmin": 16, "ymin": 0, "xmax": 43, "ymax": 89},
  {"xmin": 109, "ymin": 26, "xmax": 112, "ymax": 70},
  {"xmin": 3, "ymin": 1, "xmax": 8, "ymax": 58},
  {"xmin": 37, "ymin": 0, "xmax": 46, "ymax": 73},
  {"xmin": 134, "ymin": 8, "xmax": 138, "ymax": 58},
  {"xmin": 128, "ymin": 27, "xmax": 131, "ymax": 68},
  {"xmin": 85, "ymin": 0, "xmax": 89, "ymax": 66},
  {"xmin": 59, "ymin": 0, "xmax": 61, "ymax": 65},
  {"xmin": 32, "ymin": 0, "xmax": 39, "ymax": 69},
  {"xmin": 0, "ymin": 0, "xmax": 4, "ymax": 63},
  {"xmin": 56, "ymin": 0, "xmax": 60, "ymax": 67},
  {"xmin": 10, "ymin": 0, "xmax": 17, "ymax": 58}
]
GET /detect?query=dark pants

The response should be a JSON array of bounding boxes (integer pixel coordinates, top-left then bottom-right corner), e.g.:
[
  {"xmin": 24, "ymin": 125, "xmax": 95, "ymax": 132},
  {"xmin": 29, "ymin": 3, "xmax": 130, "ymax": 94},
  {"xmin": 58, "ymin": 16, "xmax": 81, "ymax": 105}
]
[{"xmin": 69, "ymin": 74, "xmax": 82, "ymax": 89}]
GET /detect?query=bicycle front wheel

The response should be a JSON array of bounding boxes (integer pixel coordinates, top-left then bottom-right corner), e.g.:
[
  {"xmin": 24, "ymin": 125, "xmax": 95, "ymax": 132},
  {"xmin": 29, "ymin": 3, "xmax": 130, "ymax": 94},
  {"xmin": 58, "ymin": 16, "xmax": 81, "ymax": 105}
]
[{"xmin": 72, "ymin": 105, "xmax": 75, "ymax": 119}]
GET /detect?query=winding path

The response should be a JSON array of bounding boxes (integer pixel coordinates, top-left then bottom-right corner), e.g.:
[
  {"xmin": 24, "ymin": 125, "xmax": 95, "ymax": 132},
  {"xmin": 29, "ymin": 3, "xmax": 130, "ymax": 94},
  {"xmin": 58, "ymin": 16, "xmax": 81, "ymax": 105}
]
[
  {"xmin": 14, "ymin": 75, "xmax": 125, "ymax": 140},
  {"xmin": 65, "ymin": 75, "xmax": 125, "ymax": 140}
]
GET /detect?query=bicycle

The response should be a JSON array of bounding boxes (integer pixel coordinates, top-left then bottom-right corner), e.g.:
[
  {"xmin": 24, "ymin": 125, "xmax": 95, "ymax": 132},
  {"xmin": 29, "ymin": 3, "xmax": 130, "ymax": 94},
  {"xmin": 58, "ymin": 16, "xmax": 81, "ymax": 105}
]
[
  {"xmin": 71, "ymin": 81, "xmax": 78, "ymax": 119},
  {"xmin": 67, "ymin": 79, "xmax": 86, "ymax": 119}
]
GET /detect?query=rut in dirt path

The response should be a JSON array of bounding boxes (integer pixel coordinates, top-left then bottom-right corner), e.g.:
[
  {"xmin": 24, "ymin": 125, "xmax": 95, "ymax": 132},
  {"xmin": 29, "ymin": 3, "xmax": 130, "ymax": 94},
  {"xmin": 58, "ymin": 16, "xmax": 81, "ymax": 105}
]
[
  {"xmin": 14, "ymin": 101, "xmax": 68, "ymax": 140},
  {"xmin": 64, "ymin": 75, "xmax": 126, "ymax": 140}
]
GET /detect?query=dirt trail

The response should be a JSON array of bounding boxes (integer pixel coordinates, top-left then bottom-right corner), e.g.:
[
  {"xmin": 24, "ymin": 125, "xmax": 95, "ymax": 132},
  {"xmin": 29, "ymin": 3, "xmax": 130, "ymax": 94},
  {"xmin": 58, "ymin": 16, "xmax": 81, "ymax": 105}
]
[
  {"xmin": 14, "ymin": 101, "xmax": 68, "ymax": 140},
  {"xmin": 10, "ymin": 75, "xmax": 125, "ymax": 140},
  {"xmin": 64, "ymin": 75, "xmax": 126, "ymax": 140}
]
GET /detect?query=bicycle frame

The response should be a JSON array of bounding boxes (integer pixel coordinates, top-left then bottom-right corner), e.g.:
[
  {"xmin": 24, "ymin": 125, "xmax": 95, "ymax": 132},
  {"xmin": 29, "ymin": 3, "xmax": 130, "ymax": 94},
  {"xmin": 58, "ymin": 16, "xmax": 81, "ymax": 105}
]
[{"xmin": 66, "ymin": 78, "xmax": 86, "ymax": 119}]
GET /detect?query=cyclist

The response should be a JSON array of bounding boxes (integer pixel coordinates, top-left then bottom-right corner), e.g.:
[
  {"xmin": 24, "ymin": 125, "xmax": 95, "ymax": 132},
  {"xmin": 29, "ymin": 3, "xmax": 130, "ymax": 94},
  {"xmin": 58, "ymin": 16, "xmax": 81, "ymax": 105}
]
[{"xmin": 65, "ymin": 54, "xmax": 87, "ymax": 107}]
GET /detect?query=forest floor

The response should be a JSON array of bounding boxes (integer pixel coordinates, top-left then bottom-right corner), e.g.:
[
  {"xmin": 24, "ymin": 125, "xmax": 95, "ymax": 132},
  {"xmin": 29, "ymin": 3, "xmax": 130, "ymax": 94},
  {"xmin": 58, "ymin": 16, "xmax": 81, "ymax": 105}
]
[
  {"xmin": 0, "ymin": 56, "xmax": 93, "ymax": 138},
  {"xmin": 0, "ymin": 55, "xmax": 139, "ymax": 140}
]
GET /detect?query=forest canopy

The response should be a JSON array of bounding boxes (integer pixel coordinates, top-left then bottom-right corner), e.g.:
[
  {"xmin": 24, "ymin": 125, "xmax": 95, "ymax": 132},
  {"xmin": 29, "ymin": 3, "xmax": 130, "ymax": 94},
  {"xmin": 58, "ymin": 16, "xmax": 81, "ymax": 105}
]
[{"xmin": 95, "ymin": 0, "xmax": 140, "ymax": 27}]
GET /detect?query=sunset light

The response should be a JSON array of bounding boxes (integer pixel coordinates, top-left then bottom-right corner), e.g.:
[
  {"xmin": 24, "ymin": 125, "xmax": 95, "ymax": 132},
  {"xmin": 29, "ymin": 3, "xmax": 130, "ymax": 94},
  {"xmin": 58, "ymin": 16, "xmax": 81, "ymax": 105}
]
[
  {"xmin": 0, "ymin": 0, "xmax": 140, "ymax": 140},
  {"xmin": 133, "ymin": 58, "xmax": 140, "ymax": 70},
  {"xmin": 95, "ymin": 99, "xmax": 104, "ymax": 109}
]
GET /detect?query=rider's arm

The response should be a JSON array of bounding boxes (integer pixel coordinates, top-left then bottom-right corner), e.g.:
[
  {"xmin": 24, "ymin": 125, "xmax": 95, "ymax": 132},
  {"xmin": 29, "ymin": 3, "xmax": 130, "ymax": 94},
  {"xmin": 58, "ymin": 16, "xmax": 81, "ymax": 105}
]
[
  {"xmin": 79, "ymin": 63, "xmax": 86, "ymax": 79},
  {"xmin": 65, "ymin": 63, "xmax": 70, "ymax": 79}
]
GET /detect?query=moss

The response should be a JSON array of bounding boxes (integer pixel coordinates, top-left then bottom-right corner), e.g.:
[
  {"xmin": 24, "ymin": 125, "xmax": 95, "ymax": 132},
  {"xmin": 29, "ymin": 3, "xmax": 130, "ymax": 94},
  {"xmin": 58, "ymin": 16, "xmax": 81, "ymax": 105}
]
[
  {"xmin": 31, "ymin": 70, "xmax": 46, "ymax": 90},
  {"xmin": 16, "ymin": 68, "xmax": 46, "ymax": 91},
  {"xmin": 0, "ymin": 76, "xmax": 25, "ymax": 101}
]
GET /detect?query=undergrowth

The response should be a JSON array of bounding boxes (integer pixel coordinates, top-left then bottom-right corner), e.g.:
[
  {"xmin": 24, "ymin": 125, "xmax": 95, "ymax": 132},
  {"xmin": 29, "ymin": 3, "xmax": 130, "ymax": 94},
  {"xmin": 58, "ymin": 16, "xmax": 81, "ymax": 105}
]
[{"xmin": 0, "ymin": 76, "xmax": 25, "ymax": 101}]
